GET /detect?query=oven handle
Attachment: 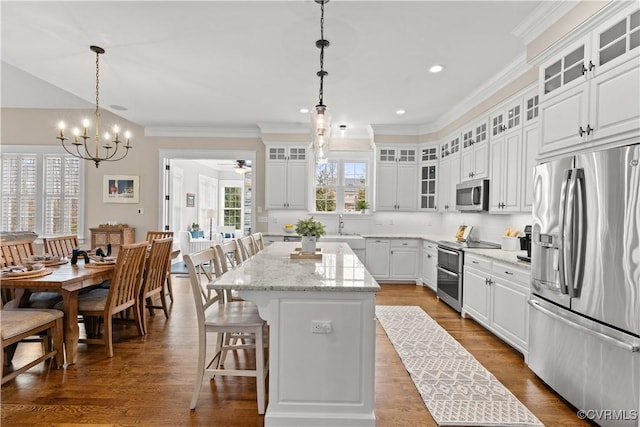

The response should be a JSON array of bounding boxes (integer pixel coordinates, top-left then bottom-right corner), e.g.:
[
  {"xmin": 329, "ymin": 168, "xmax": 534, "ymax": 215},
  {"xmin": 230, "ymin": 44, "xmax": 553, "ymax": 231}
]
[
  {"xmin": 437, "ymin": 247, "xmax": 459, "ymax": 256},
  {"xmin": 436, "ymin": 265, "xmax": 458, "ymax": 277}
]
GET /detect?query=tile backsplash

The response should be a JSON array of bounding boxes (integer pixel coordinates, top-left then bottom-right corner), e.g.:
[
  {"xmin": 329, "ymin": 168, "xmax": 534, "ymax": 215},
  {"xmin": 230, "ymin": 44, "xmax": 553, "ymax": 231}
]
[{"xmin": 267, "ymin": 210, "xmax": 532, "ymax": 243}]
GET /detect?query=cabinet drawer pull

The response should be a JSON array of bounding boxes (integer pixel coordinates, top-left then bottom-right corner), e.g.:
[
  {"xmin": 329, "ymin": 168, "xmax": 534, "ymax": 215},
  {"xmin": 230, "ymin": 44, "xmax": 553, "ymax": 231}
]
[
  {"xmin": 504, "ymin": 271, "xmax": 513, "ymax": 275},
  {"xmin": 472, "ymin": 260, "xmax": 479, "ymax": 264}
]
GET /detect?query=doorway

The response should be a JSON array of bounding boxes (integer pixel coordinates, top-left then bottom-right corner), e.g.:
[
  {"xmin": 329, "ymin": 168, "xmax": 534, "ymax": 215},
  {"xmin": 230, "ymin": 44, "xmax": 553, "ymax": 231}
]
[{"xmin": 159, "ymin": 150, "xmax": 255, "ymax": 238}]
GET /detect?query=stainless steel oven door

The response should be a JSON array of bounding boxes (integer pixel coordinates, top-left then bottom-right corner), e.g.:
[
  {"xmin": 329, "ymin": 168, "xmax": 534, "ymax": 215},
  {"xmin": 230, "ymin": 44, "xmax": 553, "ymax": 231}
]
[
  {"xmin": 437, "ymin": 246, "xmax": 462, "ymax": 273},
  {"xmin": 436, "ymin": 266, "xmax": 462, "ymax": 312}
]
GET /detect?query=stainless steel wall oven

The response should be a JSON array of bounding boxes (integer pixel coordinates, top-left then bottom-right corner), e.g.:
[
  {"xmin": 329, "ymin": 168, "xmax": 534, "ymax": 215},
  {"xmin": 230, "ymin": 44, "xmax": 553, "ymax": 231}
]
[
  {"xmin": 436, "ymin": 242, "xmax": 464, "ymax": 312},
  {"xmin": 436, "ymin": 239, "xmax": 501, "ymax": 313}
]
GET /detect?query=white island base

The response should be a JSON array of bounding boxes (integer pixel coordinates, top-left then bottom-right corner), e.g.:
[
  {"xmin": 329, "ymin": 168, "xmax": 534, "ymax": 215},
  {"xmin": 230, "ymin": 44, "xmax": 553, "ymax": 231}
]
[{"xmin": 241, "ymin": 290, "xmax": 377, "ymax": 427}]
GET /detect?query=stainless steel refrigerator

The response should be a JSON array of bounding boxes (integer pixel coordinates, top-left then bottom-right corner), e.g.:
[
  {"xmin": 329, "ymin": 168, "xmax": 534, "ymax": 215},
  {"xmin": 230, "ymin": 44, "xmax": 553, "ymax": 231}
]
[{"xmin": 529, "ymin": 143, "xmax": 640, "ymax": 427}]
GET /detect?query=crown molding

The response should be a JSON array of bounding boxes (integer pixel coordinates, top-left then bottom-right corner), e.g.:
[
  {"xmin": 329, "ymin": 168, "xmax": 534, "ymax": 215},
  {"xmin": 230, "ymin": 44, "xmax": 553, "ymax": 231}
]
[
  {"xmin": 145, "ymin": 126, "xmax": 261, "ymax": 138},
  {"xmin": 513, "ymin": 1, "xmax": 580, "ymax": 46},
  {"xmin": 257, "ymin": 122, "xmax": 311, "ymax": 135},
  {"xmin": 432, "ymin": 53, "xmax": 533, "ymax": 132},
  {"xmin": 370, "ymin": 124, "xmax": 423, "ymax": 136}
]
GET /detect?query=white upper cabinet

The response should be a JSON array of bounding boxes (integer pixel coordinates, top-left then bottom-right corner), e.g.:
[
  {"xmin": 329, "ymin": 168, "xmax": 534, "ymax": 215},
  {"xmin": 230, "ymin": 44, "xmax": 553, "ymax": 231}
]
[
  {"xmin": 490, "ymin": 98, "xmax": 523, "ymax": 137},
  {"xmin": 265, "ymin": 145, "xmax": 308, "ymax": 210},
  {"xmin": 375, "ymin": 146, "xmax": 418, "ymax": 211},
  {"xmin": 438, "ymin": 133, "xmax": 461, "ymax": 213},
  {"xmin": 460, "ymin": 119, "xmax": 489, "ymax": 182},
  {"xmin": 419, "ymin": 144, "xmax": 438, "ymax": 211},
  {"xmin": 538, "ymin": 4, "xmax": 640, "ymax": 157},
  {"xmin": 489, "ymin": 129, "xmax": 521, "ymax": 213},
  {"xmin": 520, "ymin": 122, "xmax": 540, "ymax": 213}
]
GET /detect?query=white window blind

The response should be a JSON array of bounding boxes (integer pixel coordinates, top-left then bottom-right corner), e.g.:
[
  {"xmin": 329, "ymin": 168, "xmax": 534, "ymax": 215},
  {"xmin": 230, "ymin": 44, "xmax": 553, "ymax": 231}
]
[{"xmin": 1, "ymin": 151, "xmax": 83, "ymax": 236}]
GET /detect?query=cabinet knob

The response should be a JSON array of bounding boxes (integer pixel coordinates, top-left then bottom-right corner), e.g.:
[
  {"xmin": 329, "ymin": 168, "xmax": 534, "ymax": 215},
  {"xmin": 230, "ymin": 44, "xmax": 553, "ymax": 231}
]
[
  {"xmin": 504, "ymin": 271, "xmax": 513, "ymax": 275},
  {"xmin": 427, "ymin": 254, "xmax": 431, "ymax": 258}
]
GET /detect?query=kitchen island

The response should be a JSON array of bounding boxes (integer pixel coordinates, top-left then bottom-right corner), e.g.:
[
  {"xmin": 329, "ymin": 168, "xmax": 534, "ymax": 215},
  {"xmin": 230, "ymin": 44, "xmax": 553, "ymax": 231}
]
[{"xmin": 209, "ymin": 241, "xmax": 380, "ymax": 426}]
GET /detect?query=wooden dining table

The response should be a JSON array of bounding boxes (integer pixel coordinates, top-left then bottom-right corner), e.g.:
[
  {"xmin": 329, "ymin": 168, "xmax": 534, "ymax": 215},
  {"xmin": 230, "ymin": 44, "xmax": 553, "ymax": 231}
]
[{"xmin": 1, "ymin": 261, "xmax": 115, "ymax": 365}]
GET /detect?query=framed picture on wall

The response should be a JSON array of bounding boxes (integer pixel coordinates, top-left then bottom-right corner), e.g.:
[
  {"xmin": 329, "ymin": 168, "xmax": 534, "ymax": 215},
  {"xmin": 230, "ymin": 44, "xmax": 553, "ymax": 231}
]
[
  {"xmin": 103, "ymin": 175, "xmax": 139, "ymax": 203},
  {"xmin": 186, "ymin": 193, "xmax": 195, "ymax": 207}
]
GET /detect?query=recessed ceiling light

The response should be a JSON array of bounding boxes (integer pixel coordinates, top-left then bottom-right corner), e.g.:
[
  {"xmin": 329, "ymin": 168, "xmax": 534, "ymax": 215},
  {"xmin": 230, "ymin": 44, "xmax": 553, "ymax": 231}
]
[
  {"xmin": 429, "ymin": 65, "xmax": 444, "ymax": 73},
  {"xmin": 299, "ymin": 108, "xmax": 309, "ymax": 114},
  {"xmin": 396, "ymin": 109, "xmax": 406, "ymax": 115}
]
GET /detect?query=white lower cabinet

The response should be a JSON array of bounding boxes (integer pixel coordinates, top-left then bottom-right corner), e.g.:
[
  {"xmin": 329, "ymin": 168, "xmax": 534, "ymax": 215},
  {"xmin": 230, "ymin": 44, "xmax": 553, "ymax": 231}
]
[
  {"xmin": 389, "ymin": 239, "xmax": 419, "ymax": 280},
  {"xmin": 421, "ymin": 240, "xmax": 437, "ymax": 291},
  {"xmin": 462, "ymin": 253, "xmax": 530, "ymax": 357},
  {"xmin": 365, "ymin": 238, "xmax": 419, "ymax": 281},
  {"xmin": 365, "ymin": 239, "xmax": 390, "ymax": 278}
]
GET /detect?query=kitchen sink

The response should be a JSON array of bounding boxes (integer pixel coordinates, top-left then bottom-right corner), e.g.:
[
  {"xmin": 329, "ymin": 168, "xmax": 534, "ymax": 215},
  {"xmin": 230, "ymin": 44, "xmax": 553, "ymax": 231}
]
[
  {"xmin": 320, "ymin": 234, "xmax": 366, "ymax": 250},
  {"xmin": 321, "ymin": 234, "xmax": 365, "ymax": 241}
]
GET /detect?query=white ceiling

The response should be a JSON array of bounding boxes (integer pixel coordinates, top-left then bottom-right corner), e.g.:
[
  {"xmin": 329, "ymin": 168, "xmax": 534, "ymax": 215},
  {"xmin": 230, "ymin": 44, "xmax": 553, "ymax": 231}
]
[{"xmin": 1, "ymin": 1, "xmax": 573, "ymax": 137}]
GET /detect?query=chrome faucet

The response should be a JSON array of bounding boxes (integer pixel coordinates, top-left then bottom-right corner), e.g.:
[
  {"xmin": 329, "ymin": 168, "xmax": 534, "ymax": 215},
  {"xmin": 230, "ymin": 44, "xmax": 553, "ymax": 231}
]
[{"xmin": 338, "ymin": 214, "xmax": 344, "ymax": 235}]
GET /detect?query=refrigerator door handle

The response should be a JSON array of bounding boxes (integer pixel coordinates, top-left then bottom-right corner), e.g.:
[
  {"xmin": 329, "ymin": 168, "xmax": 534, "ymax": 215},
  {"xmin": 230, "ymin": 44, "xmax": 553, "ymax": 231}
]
[
  {"xmin": 558, "ymin": 169, "xmax": 572, "ymax": 295},
  {"xmin": 569, "ymin": 169, "xmax": 586, "ymax": 297},
  {"xmin": 529, "ymin": 300, "xmax": 640, "ymax": 352}
]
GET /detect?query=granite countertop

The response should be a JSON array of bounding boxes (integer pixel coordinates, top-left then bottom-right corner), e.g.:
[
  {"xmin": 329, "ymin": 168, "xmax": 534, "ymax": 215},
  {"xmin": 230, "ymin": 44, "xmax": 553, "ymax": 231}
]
[
  {"xmin": 208, "ymin": 241, "xmax": 380, "ymax": 293},
  {"xmin": 360, "ymin": 233, "xmax": 451, "ymax": 243},
  {"xmin": 262, "ymin": 231, "xmax": 530, "ymax": 268},
  {"xmin": 464, "ymin": 248, "xmax": 531, "ymax": 269}
]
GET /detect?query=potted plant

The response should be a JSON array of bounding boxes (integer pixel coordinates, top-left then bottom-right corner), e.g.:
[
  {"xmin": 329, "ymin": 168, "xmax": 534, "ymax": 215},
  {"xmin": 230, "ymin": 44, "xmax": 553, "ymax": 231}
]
[
  {"xmin": 190, "ymin": 222, "xmax": 203, "ymax": 238},
  {"xmin": 356, "ymin": 199, "xmax": 369, "ymax": 214},
  {"xmin": 295, "ymin": 217, "xmax": 326, "ymax": 253}
]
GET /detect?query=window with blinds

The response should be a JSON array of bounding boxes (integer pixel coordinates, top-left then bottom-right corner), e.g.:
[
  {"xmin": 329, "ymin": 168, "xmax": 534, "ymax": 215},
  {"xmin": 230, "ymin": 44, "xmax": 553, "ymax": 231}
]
[{"xmin": 1, "ymin": 152, "xmax": 82, "ymax": 235}]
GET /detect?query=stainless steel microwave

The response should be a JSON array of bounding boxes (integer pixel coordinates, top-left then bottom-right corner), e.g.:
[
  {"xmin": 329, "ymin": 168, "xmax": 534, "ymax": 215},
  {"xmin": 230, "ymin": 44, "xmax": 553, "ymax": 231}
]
[{"xmin": 456, "ymin": 179, "xmax": 489, "ymax": 211}]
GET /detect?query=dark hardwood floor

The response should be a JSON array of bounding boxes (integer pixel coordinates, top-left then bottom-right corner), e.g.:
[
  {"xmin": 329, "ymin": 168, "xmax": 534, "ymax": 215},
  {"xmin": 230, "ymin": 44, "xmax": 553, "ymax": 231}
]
[{"xmin": 2, "ymin": 280, "xmax": 589, "ymax": 426}]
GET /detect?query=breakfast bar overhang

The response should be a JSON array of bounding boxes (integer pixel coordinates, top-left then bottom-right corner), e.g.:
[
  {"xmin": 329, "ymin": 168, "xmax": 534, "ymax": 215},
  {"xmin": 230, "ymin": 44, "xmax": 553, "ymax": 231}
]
[{"xmin": 209, "ymin": 242, "xmax": 380, "ymax": 426}]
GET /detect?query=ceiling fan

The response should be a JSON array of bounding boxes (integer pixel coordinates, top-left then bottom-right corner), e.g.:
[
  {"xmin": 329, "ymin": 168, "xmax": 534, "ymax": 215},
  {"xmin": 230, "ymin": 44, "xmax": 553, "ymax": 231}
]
[{"xmin": 234, "ymin": 159, "xmax": 251, "ymax": 174}]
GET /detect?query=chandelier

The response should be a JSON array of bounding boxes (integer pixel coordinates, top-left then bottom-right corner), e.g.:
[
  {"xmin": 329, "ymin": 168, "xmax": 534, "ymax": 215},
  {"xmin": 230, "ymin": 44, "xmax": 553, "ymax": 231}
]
[
  {"xmin": 312, "ymin": 0, "xmax": 331, "ymax": 163},
  {"xmin": 56, "ymin": 46, "xmax": 131, "ymax": 168}
]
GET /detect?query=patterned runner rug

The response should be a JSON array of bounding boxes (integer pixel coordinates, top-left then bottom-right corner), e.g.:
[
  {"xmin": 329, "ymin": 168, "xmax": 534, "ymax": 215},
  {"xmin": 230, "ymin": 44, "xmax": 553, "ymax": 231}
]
[{"xmin": 376, "ymin": 305, "xmax": 544, "ymax": 426}]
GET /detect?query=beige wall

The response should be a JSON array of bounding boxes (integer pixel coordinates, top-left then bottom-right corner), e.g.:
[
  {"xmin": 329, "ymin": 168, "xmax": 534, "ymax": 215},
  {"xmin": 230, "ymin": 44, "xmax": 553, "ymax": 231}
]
[{"xmin": 1, "ymin": 107, "xmax": 267, "ymax": 240}]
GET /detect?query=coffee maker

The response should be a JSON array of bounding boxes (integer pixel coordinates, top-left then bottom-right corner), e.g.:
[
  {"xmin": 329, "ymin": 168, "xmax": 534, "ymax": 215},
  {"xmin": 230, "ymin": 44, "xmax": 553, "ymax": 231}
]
[{"xmin": 517, "ymin": 225, "xmax": 532, "ymax": 262}]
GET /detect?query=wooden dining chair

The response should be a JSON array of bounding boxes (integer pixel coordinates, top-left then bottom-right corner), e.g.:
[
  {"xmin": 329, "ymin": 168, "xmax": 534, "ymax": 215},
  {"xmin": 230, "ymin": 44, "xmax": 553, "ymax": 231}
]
[
  {"xmin": 145, "ymin": 231, "xmax": 175, "ymax": 301},
  {"xmin": 184, "ymin": 248, "xmax": 268, "ymax": 413},
  {"xmin": 70, "ymin": 242, "xmax": 148, "ymax": 357},
  {"xmin": 237, "ymin": 235, "xmax": 257, "ymax": 261},
  {"xmin": 42, "ymin": 235, "xmax": 79, "ymax": 257},
  {"xmin": 139, "ymin": 237, "xmax": 173, "ymax": 334},
  {"xmin": 0, "ymin": 239, "xmax": 35, "ymax": 268},
  {"xmin": 251, "ymin": 232, "xmax": 264, "ymax": 252},
  {"xmin": 1, "ymin": 307, "xmax": 64, "ymax": 384},
  {"xmin": 145, "ymin": 231, "xmax": 173, "ymax": 243},
  {"xmin": 0, "ymin": 239, "xmax": 61, "ymax": 309}
]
